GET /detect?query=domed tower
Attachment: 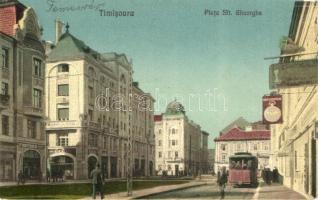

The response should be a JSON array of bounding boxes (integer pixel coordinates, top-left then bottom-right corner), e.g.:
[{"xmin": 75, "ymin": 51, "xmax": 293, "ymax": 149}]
[{"xmin": 165, "ymin": 100, "xmax": 185, "ymax": 115}]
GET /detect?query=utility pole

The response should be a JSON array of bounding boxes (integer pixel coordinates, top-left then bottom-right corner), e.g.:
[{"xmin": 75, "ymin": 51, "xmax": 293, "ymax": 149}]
[{"xmin": 126, "ymin": 74, "xmax": 133, "ymax": 196}]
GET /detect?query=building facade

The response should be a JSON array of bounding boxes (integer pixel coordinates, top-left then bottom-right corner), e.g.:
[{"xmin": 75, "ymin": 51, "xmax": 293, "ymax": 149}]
[
  {"xmin": 214, "ymin": 127, "xmax": 270, "ymax": 172},
  {"xmin": 154, "ymin": 100, "xmax": 209, "ymax": 176},
  {"xmin": 45, "ymin": 25, "xmax": 155, "ymax": 180},
  {"xmin": 207, "ymin": 149, "xmax": 215, "ymax": 172},
  {"xmin": 0, "ymin": 1, "xmax": 46, "ymax": 181},
  {"xmin": 269, "ymin": 1, "xmax": 318, "ymax": 198}
]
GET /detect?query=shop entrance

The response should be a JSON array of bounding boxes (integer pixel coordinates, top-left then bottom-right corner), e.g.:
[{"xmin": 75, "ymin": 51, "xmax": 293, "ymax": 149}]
[
  {"xmin": 50, "ymin": 156, "xmax": 74, "ymax": 180},
  {"xmin": 23, "ymin": 150, "xmax": 41, "ymax": 180}
]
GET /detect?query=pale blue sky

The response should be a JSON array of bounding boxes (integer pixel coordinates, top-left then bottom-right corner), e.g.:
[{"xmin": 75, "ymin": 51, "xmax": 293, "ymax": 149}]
[{"xmin": 21, "ymin": 0, "xmax": 295, "ymax": 148}]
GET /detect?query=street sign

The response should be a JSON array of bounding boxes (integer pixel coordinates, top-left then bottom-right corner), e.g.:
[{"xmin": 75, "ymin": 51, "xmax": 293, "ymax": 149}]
[
  {"xmin": 269, "ymin": 59, "xmax": 318, "ymax": 89},
  {"xmin": 262, "ymin": 95, "xmax": 283, "ymax": 124}
]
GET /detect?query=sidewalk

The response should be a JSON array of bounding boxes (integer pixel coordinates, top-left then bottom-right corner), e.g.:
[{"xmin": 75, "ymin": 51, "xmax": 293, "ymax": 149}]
[
  {"xmin": 254, "ymin": 182, "xmax": 307, "ymax": 200},
  {"xmin": 80, "ymin": 180, "xmax": 207, "ymax": 200},
  {"xmin": 0, "ymin": 178, "xmax": 125, "ymax": 187}
]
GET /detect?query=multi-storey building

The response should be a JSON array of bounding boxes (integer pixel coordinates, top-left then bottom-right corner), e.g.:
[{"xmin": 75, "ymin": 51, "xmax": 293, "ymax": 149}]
[
  {"xmin": 45, "ymin": 24, "xmax": 155, "ymax": 180},
  {"xmin": 269, "ymin": 1, "xmax": 318, "ymax": 198},
  {"xmin": 200, "ymin": 131, "xmax": 209, "ymax": 174},
  {"xmin": 214, "ymin": 126, "xmax": 270, "ymax": 172},
  {"xmin": 154, "ymin": 100, "xmax": 208, "ymax": 176},
  {"xmin": 0, "ymin": 0, "xmax": 46, "ymax": 181},
  {"xmin": 132, "ymin": 82, "xmax": 155, "ymax": 176},
  {"xmin": 207, "ymin": 149, "xmax": 215, "ymax": 172}
]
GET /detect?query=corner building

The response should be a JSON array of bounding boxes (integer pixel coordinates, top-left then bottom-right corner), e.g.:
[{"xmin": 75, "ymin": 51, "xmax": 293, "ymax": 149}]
[
  {"xmin": 154, "ymin": 100, "xmax": 208, "ymax": 176},
  {"xmin": 46, "ymin": 27, "xmax": 155, "ymax": 180}
]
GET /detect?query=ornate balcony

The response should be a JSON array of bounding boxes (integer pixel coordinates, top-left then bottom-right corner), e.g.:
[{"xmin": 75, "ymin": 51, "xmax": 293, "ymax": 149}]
[
  {"xmin": 269, "ymin": 59, "xmax": 318, "ymax": 89},
  {"xmin": 24, "ymin": 106, "xmax": 43, "ymax": 117}
]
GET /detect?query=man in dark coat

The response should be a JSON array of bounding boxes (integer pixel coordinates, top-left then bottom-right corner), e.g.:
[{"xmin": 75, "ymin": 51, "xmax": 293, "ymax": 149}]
[{"xmin": 91, "ymin": 164, "xmax": 104, "ymax": 199}]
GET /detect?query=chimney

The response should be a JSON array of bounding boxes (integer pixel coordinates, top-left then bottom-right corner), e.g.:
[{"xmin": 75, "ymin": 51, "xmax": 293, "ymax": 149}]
[{"xmin": 55, "ymin": 19, "xmax": 64, "ymax": 44}]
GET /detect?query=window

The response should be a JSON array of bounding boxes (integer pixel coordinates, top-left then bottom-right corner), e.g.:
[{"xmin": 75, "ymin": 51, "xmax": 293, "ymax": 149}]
[
  {"xmin": 103, "ymin": 136, "xmax": 107, "ymax": 149},
  {"xmin": 175, "ymin": 151, "xmax": 178, "ymax": 158},
  {"xmin": 32, "ymin": 89, "xmax": 42, "ymax": 108},
  {"xmin": 236, "ymin": 143, "xmax": 241, "ymax": 151},
  {"xmin": 221, "ymin": 154, "xmax": 226, "ymax": 162},
  {"xmin": 33, "ymin": 58, "xmax": 42, "ymax": 77},
  {"xmin": 168, "ymin": 151, "xmax": 172, "ymax": 158},
  {"xmin": 172, "ymin": 140, "xmax": 177, "ymax": 146},
  {"xmin": 263, "ymin": 144, "xmax": 269, "ymax": 150},
  {"xmin": 158, "ymin": 140, "xmax": 162, "ymax": 146},
  {"xmin": 1, "ymin": 48, "xmax": 9, "ymax": 68},
  {"xmin": 58, "ymin": 108, "xmax": 69, "ymax": 120},
  {"xmin": 295, "ymin": 151, "xmax": 298, "ymax": 170},
  {"xmin": 158, "ymin": 152, "xmax": 162, "ymax": 158},
  {"xmin": 1, "ymin": 82, "xmax": 8, "ymax": 95},
  {"xmin": 2, "ymin": 115, "xmax": 9, "ymax": 135},
  {"xmin": 88, "ymin": 109, "xmax": 93, "ymax": 121},
  {"xmin": 58, "ymin": 84, "xmax": 69, "ymax": 96},
  {"xmin": 89, "ymin": 86, "xmax": 94, "ymax": 100},
  {"xmin": 27, "ymin": 120, "xmax": 36, "ymax": 138},
  {"xmin": 58, "ymin": 64, "xmax": 69, "ymax": 72},
  {"xmin": 57, "ymin": 134, "xmax": 69, "ymax": 146},
  {"xmin": 221, "ymin": 144, "xmax": 227, "ymax": 151},
  {"xmin": 172, "ymin": 128, "xmax": 177, "ymax": 134},
  {"xmin": 253, "ymin": 144, "xmax": 258, "ymax": 150},
  {"xmin": 88, "ymin": 134, "xmax": 98, "ymax": 147}
]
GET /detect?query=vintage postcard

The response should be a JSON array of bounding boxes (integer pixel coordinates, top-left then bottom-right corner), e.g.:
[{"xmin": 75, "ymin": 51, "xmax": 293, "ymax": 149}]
[{"xmin": 0, "ymin": 0, "xmax": 317, "ymax": 199}]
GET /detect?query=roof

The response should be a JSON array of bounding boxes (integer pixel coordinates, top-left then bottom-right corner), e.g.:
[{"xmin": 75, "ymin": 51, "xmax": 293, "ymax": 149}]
[
  {"xmin": 202, "ymin": 131, "xmax": 209, "ymax": 136},
  {"xmin": 214, "ymin": 127, "xmax": 270, "ymax": 142},
  {"xmin": 220, "ymin": 117, "xmax": 250, "ymax": 135},
  {"xmin": 154, "ymin": 115, "xmax": 162, "ymax": 122},
  {"xmin": 47, "ymin": 30, "xmax": 100, "ymax": 62},
  {"xmin": 164, "ymin": 100, "xmax": 185, "ymax": 115},
  {"xmin": 101, "ymin": 52, "xmax": 130, "ymax": 67}
]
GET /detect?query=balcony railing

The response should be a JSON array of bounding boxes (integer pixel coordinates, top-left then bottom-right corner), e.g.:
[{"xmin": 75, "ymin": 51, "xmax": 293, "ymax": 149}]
[
  {"xmin": 24, "ymin": 106, "xmax": 43, "ymax": 117},
  {"xmin": 269, "ymin": 59, "xmax": 318, "ymax": 89},
  {"xmin": 33, "ymin": 77, "xmax": 44, "ymax": 87}
]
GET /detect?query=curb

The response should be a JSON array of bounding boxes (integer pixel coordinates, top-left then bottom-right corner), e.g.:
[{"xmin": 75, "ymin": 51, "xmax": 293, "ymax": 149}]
[{"xmin": 133, "ymin": 181, "xmax": 208, "ymax": 199}]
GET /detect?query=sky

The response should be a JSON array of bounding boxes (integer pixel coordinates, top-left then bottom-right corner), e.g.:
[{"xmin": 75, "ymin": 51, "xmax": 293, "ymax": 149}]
[{"xmin": 20, "ymin": 0, "xmax": 295, "ymax": 148}]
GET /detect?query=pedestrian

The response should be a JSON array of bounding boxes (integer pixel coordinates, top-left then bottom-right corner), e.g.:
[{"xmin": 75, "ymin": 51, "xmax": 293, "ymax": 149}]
[
  {"xmin": 272, "ymin": 167, "xmax": 279, "ymax": 183},
  {"xmin": 264, "ymin": 167, "xmax": 271, "ymax": 185},
  {"xmin": 217, "ymin": 167, "xmax": 228, "ymax": 199},
  {"xmin": 17, "ymin": 170, "xmax": 24, "ymax": 185},
  {"xmin": 90, "ymin": 163, "xmax": 104, "ymax": 199},
  {"xmin": 47, "ymin": 169, "xmax": 51, "ymax": 183}
]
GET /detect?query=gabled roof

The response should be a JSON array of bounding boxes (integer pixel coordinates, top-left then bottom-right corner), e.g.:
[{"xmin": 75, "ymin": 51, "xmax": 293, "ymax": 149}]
[
  {"xmin": 47, "ymin": 31, "xmax": 100, "ymax": 62},
  {"xmin": 220, "ymin": 117, "xmax": 250, "ymax": 135},
  {"xmin": 214, "ymin": 127, "xmax": 270, "ymax": 142}
]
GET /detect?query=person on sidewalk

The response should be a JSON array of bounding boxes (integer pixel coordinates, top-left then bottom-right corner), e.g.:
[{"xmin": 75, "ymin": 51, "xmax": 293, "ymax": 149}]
[
  {"xmin": 217, "ymin": 167, "xmax": 228, "ymax": 199},
  {"xmin": 272, "ymin": 167, "xmax": 279, "ymax": 183},
  {"xmin": 90, "ymin": 164, "xmax": 104, "ymax": 200},
  {"xmin": 17, "ymin": 170, "xmax": 25, "ymax": 185}
]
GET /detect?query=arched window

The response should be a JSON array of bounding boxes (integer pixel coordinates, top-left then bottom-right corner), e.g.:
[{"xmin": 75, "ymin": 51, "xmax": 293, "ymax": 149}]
[{"xmin": 58, "ymin": 63, "xmax": 69, "ymax": 72}]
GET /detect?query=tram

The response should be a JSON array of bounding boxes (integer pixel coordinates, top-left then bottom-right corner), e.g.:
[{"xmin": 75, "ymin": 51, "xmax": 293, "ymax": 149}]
[{"xmin": 228, "ymin": 152, "xmax": 258, "ymax": 186}]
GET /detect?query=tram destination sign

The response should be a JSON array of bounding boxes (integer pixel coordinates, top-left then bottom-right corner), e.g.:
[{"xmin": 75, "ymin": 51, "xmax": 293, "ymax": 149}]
[{"xmin": 269, "ymin": 59, "xmax": 318, "ymax": 89}]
